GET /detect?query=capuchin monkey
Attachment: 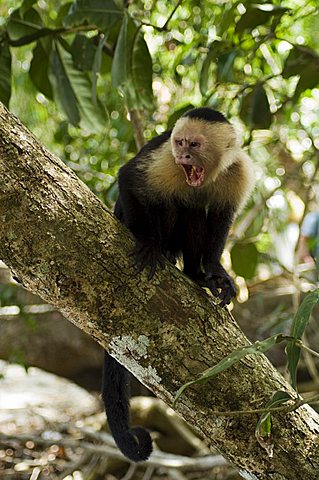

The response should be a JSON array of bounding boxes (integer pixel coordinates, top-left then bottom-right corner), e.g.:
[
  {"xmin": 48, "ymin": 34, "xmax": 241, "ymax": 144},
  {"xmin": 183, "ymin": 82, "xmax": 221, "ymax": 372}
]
[{"xmin": 102, "ymin": 107, "xmax": 255, "ymax": 462}]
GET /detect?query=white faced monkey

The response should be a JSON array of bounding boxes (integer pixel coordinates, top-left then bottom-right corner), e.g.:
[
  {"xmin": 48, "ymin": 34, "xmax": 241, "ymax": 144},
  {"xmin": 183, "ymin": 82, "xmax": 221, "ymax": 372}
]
[{"xmin": 102, "ymin": 107, "xmax": 255, "ymax": 461}]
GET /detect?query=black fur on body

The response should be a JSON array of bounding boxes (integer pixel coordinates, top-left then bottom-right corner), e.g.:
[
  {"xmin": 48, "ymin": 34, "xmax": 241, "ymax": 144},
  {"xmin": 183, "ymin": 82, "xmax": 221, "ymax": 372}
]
[{"xmin": 102, "ymin": 107, "xmax": 255, "ymax": 462}]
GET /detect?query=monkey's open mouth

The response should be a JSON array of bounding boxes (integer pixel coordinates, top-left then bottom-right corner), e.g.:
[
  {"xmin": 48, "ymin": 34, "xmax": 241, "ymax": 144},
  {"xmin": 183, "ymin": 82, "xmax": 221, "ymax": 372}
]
[{"xmin": 181, "ymin": 164, "xmax": 205, "ymax": 187}]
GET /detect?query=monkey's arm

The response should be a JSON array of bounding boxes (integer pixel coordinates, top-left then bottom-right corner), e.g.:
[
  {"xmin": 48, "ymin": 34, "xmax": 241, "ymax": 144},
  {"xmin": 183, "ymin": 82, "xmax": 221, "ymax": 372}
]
[
  {"xmin": 201, "ymin": 204, "xmax": 236, "ymax": 307},
  {"xmin": 116, "ymin": 164, "xmax": 165, "ymax": 278}
]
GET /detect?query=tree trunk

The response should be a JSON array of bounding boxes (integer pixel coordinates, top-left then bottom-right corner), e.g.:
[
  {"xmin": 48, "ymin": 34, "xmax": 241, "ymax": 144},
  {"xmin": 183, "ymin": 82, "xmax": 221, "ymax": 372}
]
[{"xmin": 0, "ymin": 102, "xmax": 318, "ymax": 480}]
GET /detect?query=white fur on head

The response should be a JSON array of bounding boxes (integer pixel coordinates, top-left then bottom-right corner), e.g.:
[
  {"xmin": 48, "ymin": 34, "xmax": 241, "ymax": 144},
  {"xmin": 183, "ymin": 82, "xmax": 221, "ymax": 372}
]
[
  {"xmin": 171, "ymin": 116, "xmax": 239, "ymax": 182},
  {"xmin": 144, "ymin": 116, "xmax": 255, "ymax": 212}
]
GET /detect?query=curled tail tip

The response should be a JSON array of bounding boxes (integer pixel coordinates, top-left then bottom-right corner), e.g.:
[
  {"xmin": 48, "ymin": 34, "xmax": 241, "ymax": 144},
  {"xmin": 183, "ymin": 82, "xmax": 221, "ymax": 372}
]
[{"xmin": 117, "ymin": 426, "xmax": 153, "ymax": 462}]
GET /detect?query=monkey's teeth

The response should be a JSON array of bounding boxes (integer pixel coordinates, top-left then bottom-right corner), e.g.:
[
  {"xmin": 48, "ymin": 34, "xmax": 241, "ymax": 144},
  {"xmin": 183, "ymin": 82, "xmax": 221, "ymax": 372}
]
[{"xmin": 180, "ymin": 163, "xmax": 204, "ymax": 186}]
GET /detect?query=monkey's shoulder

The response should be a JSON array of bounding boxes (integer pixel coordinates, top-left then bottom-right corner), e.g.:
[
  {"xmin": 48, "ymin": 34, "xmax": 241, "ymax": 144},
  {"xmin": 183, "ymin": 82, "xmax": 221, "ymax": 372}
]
[
  {"xmin": 138, "ymin": 129, "xmax": 172, "ymax": 157},
  {"xmin": 211, "ymin": 151, "xmax": 255, "ymax": 211}
]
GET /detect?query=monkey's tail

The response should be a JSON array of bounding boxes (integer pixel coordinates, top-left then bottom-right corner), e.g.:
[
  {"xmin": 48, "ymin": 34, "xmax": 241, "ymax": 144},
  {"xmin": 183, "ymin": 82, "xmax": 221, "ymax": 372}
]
[{"xmin": 102, "ymin": 351, "xmax": 153, "ymax": 462}]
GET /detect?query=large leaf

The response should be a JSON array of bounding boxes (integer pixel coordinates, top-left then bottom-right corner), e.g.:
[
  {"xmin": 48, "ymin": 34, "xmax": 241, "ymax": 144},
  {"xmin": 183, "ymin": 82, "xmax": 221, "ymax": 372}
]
[
  {"xmin": 240, "ymin": 84, "xmax": 272, "ymax": 129},
  {"xmin": 112, "ymin": 15, "xmax": 153, "ymax": 109},
  {"xmin": 217, "ymin": 50, "xmax": 239, "ymax": 83},
  {"xmin": 218, "ymin": 2, "xmax": 240, "ymax": 33},
  {"xmin": 0, "ymin": 39, "xmax": 11, "ymax": 107},
  {"xmin": 49, "ymin": 40, "xmax": 107, "ymax": 132},
  {"xmin": 71, "ymin": 34, "xmax": 96, "ymax": 71},
  {"xmin": 286, "ymin": 289, "xmax": 319, "ymax": 390},
  {"xmin": 111, "ymin": 14, "xmax": 136, "ymax": 87},
  {"xmin": 294, "ymin": 65, "xmax": 319, "ymax": 100},
  {"xmin": 231, "ymin": 243, "xmax": 258, "ymax": 279},
  {"xmin": 282, "ymin": 46, "xmax": 319, "ymax": 79},
  {"xmin": 174, "ymin": 334, "xmax": 286, "ymax": 405},
  {"xmin": 64, "ymin": 0, "xmax": 123, "ymax": 31},
  {"xmin": 131, "ymin": 28, "xmax": 153, "ymax": 109},
  {"xmin": 236, "ymin": 5, "xmax": 288, "ymax": 33},
  {"xmin": 20, "ymin": 0, "xmax": 38, "ymax": 16},
  {"xmin": 30, "ymin": 38, "xmax": 53, "ymax": 99},
  {"xmin": 7, "ymin": 7, "xmax": 43, "ymax": 41},
  {"xmin": 200, "ymin": 41, "xmax": 219, "ymax": 96},
  {"xmin": 282, "ymin": 46, "xmax": 319, "ymax": 100},
  {"xmin": 92, "ymin": 34, "xmax": 108, "ymax": 103}
]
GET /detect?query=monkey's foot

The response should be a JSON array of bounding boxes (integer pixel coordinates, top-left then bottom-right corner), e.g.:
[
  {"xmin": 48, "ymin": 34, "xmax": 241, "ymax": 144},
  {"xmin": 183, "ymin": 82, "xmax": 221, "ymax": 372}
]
[
  {"xmin": 197, "ymin": 270, "xmax": 236, "ymax": 308},
  {"xmin": 164, "ymin": 250, "xmax": 176, "ymax": 265},
  {"xmin": 206, "ymin": 274, "xmax": 236, "ymax": 307},
  {"xmin": 130, "ymin": 240, "xmax": 165, "ymax": 280}
]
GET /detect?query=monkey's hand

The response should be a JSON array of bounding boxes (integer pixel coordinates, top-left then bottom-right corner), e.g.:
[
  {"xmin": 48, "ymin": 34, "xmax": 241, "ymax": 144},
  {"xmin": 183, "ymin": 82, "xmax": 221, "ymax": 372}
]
[
  {"xmin": 199, "ymin": 265, "xmax": 236, "ymax": 308},
  {"xmin": 130, "ymin": 239, "xmax": 165, "ymax": 280}
]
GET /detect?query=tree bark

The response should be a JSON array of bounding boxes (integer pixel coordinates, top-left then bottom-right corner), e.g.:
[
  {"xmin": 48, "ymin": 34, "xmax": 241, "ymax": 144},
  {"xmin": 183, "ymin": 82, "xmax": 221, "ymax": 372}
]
[{"xmin": 0, "ymin": 102, "xmax": 318, "ymax": 480}]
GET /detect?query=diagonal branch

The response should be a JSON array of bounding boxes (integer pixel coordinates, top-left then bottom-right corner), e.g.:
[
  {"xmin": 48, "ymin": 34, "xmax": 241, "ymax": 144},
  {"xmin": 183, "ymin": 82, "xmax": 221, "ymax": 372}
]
[{"xmin": 0, "ymin": 102, "xmax": 318, "ymax": 479}]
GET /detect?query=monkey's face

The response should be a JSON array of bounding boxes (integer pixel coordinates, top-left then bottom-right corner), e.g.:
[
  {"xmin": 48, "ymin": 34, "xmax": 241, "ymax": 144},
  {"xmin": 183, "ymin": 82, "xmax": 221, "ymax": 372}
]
[
  {"xmin": 171, "ymin": 133, "xmax": 206, "ymax": 187},
  {"xmin": 171, "ymin": 117, "xmax": 237, "ymax": 186}
]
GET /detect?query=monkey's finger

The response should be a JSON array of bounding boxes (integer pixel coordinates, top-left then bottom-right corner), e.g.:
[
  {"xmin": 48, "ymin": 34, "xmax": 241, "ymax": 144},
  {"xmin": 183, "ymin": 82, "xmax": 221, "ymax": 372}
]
[
  {"xmin": 218, "ymin": 292, "xmax": 230, "ymax": 308},
  {"xmin": 157, "ymin": 256, "xmax": 166, "ymax": 270},
  {"xmin": 207, "ymin": 282, "xmax": 219, "ymax": 296},
  {"xmin": 147, "ymin": 262, "xmax": 157, "ymax": 280}
]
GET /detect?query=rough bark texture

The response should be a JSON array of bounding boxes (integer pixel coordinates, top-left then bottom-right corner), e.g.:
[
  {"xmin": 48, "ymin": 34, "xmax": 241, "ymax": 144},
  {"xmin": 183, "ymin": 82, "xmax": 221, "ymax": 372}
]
[{"xmin": 0, "ymin": 102, "xmax": 318, "ymax": 480}]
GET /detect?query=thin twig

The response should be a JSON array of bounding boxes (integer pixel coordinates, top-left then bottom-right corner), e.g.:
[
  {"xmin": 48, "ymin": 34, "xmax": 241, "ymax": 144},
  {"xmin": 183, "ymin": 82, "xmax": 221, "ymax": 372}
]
[
  {"xmin": 8, "ymin": 25, "xmax": 98, "ymax": 47},
  {"xmin": 129, "ymin": 109, "xmax": 146, "ymax": 150},
  {"xmin": 121, "ymin": 463, "xmax": 137, "ymax": 480},
  {"xmin": 160, "ymin": 0, "xmax": 182, "ymax": 31},
  {"xmin": 138, "ymin": 0, "xmax": 182, "ymax": 31},
  {"xmin": 208, "ymin": 394, "xmax": 319, "ymax": 417},
  {"xmin": 0, "ymin": 433, "xmax": 227, "ymax": 471}
]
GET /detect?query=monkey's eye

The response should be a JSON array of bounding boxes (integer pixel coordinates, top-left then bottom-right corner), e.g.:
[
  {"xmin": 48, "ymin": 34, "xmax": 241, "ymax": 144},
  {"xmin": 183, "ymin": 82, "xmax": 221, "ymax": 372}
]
[
  {"xmin": 190, "ymin": 141, "xmax": 200, "ymax": 148},
  {"xmin": 175, "ymin": 139, "xmax": 183, "ymax": 146}
]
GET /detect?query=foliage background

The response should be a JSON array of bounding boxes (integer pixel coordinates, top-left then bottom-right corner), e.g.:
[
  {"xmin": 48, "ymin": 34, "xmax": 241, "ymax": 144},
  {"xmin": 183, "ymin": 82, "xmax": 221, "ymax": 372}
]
[{"xmin": 1, "ymin": 0, "xmax": 318, "ymax": 292}]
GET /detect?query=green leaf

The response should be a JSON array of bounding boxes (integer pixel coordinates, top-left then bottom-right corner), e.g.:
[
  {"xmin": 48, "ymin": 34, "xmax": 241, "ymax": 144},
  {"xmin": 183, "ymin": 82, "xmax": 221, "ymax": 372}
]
[
  {"xmin": 235, "ymin": 5, "xmax": 287, "ymax": 33},
  {"xmin": 291, "ymin": 289, "xmax": 319, "ymax": 339},
  {"xmin": 294, "ymin": 65, "xmax": 319, "ymax": 100},
  {"xmin": 286, "ymin": 341, "xmax": 300, "ymax": 391},
  {"xmin": 92, "ymin": 34, "xmax": 107, "ymax": 103},
  {"xmin": 240, "ymin": 84, "xmax": 272, "ymax": 129},
  {"xmin": 55, "ymin": 2, "xmax": 73, "ymax": 27},
  {"xmin": 174, "ymin": 334, "xmax": 285, "ymax": 405},
  {"xmin": 112, "ymin": 15, "xmax": 153, "ymax": 109},
  {"xmin": 71, "ymin": 34, "xmax": 96, "ymax": 71},
  {"xmin": 49, "ymin": 40, "xmax": 107, "ymax": 132},
  {"xmin": 257, "ymin": 391, "xmax": 292, "ymax": 433},
  {"xmin": 217, "ymin": 50, "xmax": 239, "ymax": 83},
  {"xmin": 111, "ymin": 14, "xmax": 135, "ymax": 87},
  {"xmin": 255, "ymin": 391, "xmax": 292, "ymax": 457},
  {"xmin": 0, "ymin": 39, "xmax": 11, "ymax": 107},
  {"xmin": 286, "ymin": 289, "xmax": 319, "ymax": 390},
  {"xmin": 231, "ymin": 243, "xmax": 258, "ymax": 279},
  {"xmin": 257, "ymin": 411, "xmax": 271, "ymax": 440},
  {"xmin": 282, "ymin": 46, "xmax": 319, "ymax": 99},
  {"xmin": 20, "ymin": 0, "xmax": 38, "ymax": 16},
  {"xmin": 245, "ymin": 209, "xmax": 265, "ymax": 239},
  {"xmin": 7, "ymin": 7, "xmax": 43, "ymax": 42},
  {"xmin": 50, "ymin": 42, "xmax": 80, "ymax": 126},
  {"xmin": 131, "ymin": 29, "xmax": 153, "ymax": 109},
  {"xmin": 218, "ymin": 2, "xmax": 240, "ymax": 34},
  {"xmin": 282, "ymin": 46, "xmax": 318, "ymax": 79},
  {"xmin": 64, "ymin": 0, "xmax": 123, "ymax": 31},
  {"xmin": 200, "ymin": 41, "xmax": 219, "ymax": 96},
  {"xmin": 30, "ymin": 39, "xmax": 53, "ymax": 99}
]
